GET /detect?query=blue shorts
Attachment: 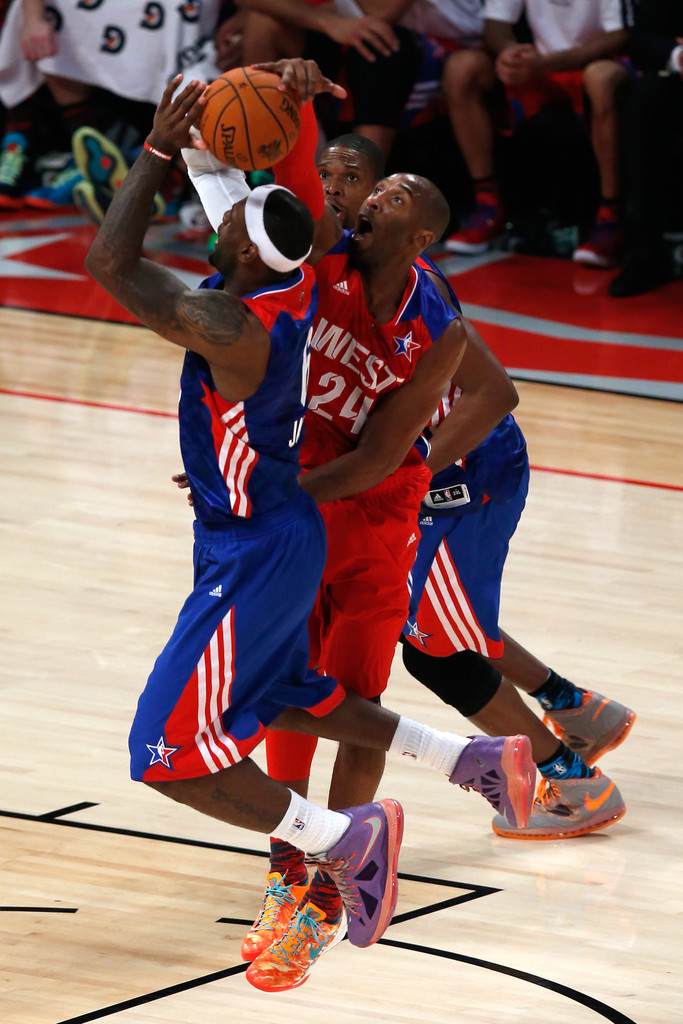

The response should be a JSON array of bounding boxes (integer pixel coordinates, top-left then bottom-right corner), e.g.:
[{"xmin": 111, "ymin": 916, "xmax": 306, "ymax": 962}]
[
  {"xmin": 129, "ymin": 489, "xmax": 345, "ymax": 782},
  {"xmin": 403, "ymin": 460, "xmax": 530, "ymax": 658}
]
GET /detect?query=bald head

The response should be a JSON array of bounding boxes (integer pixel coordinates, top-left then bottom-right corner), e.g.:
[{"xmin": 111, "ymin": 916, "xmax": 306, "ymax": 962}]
[{"xmin": 406, "ymin": 174, "xmax": 451, "ymax": 243}]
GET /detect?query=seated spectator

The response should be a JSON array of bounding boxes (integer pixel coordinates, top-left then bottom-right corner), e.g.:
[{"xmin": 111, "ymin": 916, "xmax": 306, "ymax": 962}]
[
  {"xmin": 442, "ymin": 0, "xmax": 632, "ymax": 266},
  {"xmin": 0, "ymin": 0, "xmax": 224, "ymax": 208},
  {"xmin": 609, "ymin": 0, "xmax": 683, "ymax": 297},
  {"xmin": 236, "ymin": 0, "xmax": 419, "ymax": 158}
]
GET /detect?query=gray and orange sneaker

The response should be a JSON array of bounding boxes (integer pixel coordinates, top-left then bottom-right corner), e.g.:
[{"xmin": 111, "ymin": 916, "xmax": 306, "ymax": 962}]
[
  {"xmin": 544, "ymin": 690, "xmax": 635, "ymax": 766},
  {"xmin": 450, "ymin": 735, "xmax": 535, "ymax": 829},
  {"xmin": 246, "ymin": 901, "xmax": 347, "ymax": 992},
  {"xmin": 491, "ymin": 768, "xmax": 626, "ymax": 839},
  {"xmin": 240, "ymin": 871, "xmax": 309, "ymax": 962},
  {"xmin": 307, "ymin": 798, "xmax": 403, "ymax": 949}
]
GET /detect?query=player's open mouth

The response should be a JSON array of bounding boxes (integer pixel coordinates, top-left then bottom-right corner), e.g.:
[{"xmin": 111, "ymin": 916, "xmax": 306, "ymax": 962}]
[
  {"xmin": 329, "ymin": 200, "xmax": 344, "ymax": 219},
  {"xmin": 353, "ymin": 214, "xmax": 373, "ymax": 239}
]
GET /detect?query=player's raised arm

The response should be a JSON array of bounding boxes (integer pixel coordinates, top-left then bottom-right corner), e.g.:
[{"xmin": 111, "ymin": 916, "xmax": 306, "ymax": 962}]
[
  {"xmin": 84, "ymin": 76, "xmax": 270, "ymax": 392},
  {"xmin": 254, "ymin": 58, "xmax": 346, "ymax": 260},
  {"xmin": 300, "ymin": 317, "xmax": 468, "ymax": 504}
]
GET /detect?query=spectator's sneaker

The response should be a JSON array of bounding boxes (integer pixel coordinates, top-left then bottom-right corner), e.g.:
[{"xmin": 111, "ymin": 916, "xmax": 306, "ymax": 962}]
[
  {"xmin": 73, "ymin": 177, "xmax": 165, "ymax": 226},
  {"xmin": 72, "ymin": 126, "xmax": 129, "ymax": 195},
  {"xmin": 444, "ymin": 201, "xmax": 506, "ymax": 254},
  {"xmin": 73, "ymin": 179, "xmax": 108, "ymax": 225},
  {"xmin": 543, "ymin": 690, "xmax": 635, "ymax": 766},
  {"xmin": 572, "ymin": 212, "xmax": 626, "ymax": 269},
  {"xmin": 0, "ymin": 132, "xmax": 32, "ymax": 209},
  {"xmin": 307, "ymin": 798, "xmax": 403, "ymax": 948},
  {"xmin": 491, "ymin": 768, "xmax": 626, "ymax": 839},
  {"xmin": 246, "ymin": 901, "xmax": 346, "ymax": 992},
  {"xmin": 240, "ymin": 871, "xmax": 309, "ymax": 962},
  {"xmin": 450, "ymin": 735, "xmax": 535, "ymax": 829},
  {"xmin": 25, "ymin": 162, "xmax": 83, "ymax": 209}
]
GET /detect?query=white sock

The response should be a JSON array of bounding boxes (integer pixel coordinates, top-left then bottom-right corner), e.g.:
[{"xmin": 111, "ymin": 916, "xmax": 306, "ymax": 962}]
[
  {"xmin": 271, "ymin": 790, "xmax": 349, "ymax": 857},
  {"xmin": 389, "ymin": 716, "xmax": 471, "ymax": 776}
]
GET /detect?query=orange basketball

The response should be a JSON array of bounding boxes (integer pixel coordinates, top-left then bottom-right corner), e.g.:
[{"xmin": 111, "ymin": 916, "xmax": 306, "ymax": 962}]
[{"xmin": 198, "ymin": 67, "xmax": 301, "ymax": 171}]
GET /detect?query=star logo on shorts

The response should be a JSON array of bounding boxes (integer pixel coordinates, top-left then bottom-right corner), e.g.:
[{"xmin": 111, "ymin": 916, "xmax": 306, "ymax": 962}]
[
  {"xmin": 394, "ymin": 330, "xmax": 420, "ymax": 361},
  {"xmin": 146, "ymin": 736, "xmax": 180, "ymax": 769},
  {"xmin": 405, "ymin": 619, "xmax": 431, "ymax": 646}
]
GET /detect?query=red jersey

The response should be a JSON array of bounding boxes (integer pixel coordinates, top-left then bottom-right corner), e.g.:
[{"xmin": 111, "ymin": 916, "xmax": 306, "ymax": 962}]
[{"xmin": 300, "ymin": 231, "xmax": 459, "ymax": 472}]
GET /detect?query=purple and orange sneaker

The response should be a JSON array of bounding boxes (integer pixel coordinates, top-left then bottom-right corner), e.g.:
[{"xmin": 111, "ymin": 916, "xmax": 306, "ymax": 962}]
[
  {"xmin": 307, "ymin": 798, "xmax": 403, "ymax": 948},
  {"xmin": 450, "ymin": 735, "xmax": 535, "ymax": 829}
]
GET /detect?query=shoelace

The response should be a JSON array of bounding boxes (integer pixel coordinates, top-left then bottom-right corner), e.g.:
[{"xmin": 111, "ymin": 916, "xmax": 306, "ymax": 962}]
[
  {"xmin": 307, "ymin": 854, "xmax": 360, "ymax": 915},
  {"xmin": 270, "ymin": 905, "xmax": 328, "ymax": 965},
  {"xmin": 251, "ymin": 878, "xmax": 298, "ymax": 931},
  {"xmin": 40, "ymin": 165, "xmax": 82, "ymax": 193},
  {"xmin": 0, "ymin": 145, "xmax": 28, "ymax": 187},
  {"xmin": 535, "ymin": 778, "xmax": 560, "ymax": 808}
]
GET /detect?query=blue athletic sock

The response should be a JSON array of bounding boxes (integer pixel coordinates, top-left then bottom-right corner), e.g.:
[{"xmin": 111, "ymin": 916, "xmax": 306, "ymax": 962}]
[
  {"xmin": 530, "ymin": 669, "xmax": 583, "ymax": 711},
  {"xmin": 537, "ymin": 742, "xmax": 592, "ymax": 780}
]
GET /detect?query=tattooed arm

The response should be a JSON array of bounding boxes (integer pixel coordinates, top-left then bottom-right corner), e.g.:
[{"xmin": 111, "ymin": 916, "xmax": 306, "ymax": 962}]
[{"xmin": 84, "ymin": 76, "xmax": 271, "ymax": 400}]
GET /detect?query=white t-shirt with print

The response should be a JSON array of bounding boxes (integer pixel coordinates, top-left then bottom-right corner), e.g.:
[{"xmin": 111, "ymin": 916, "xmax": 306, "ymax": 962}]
[{"xmin": 483, "ymin": 0, "xmax": 628, "ymax": 54}]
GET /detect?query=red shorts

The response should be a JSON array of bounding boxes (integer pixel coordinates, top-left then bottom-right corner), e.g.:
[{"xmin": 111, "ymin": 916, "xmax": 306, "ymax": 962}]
[
  {"xmin": 309, "ymin": 463, "xmax": 431, "ymax": 700},
  {"xmin": 504, "ymin": 70, "xmax": 586, "ymax": 124}
]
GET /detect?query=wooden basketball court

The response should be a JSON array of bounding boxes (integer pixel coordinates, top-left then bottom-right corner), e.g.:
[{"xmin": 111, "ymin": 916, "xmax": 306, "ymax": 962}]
[{"xmin": 1, "ymin": 210, "xmax": 682, "ymax": 1024}]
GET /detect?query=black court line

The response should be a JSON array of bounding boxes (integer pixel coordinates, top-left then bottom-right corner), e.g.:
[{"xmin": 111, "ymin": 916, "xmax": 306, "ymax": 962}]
[
  {"xmin": 4, "ymin": 806, "xmax": 639, "ymax": 1024},
  {"xmin": 36, "ymin": 802, "xmax": 99, "ymax": 821},
  {"xmin": 0, "ymin": 906, "xmax": 78, "ymax": 913},
  {"xmin": 380, "ymin": 939, "xmax": 639, "ymax": 1024},
  {"xmin": 55, "ymin": 965, "xmax": 249, "ymax": 1024}
]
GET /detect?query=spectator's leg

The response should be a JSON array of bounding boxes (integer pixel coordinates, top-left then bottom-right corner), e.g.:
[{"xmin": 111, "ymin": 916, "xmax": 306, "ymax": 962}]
[
  {"xmin": 442, "ymin": 48, "xmax": 497, "ymax": 182},
  {"xmin": 582, "ymin": 59, "xmax": 627, "ymax": 205},
  {"xmin": 241, "ymin": 10, "xmax": 304, "ymax": 64},
  {"xmin": 343, "ymin": 27, "xmax": 422, "ymax": 159},
  {"xmin": 572, "ymin": 60, "xmax": 628, "ymax": 268},
  {"xmin": 442, "ymin": 49, "xmax": 506, "ymax": 254}
]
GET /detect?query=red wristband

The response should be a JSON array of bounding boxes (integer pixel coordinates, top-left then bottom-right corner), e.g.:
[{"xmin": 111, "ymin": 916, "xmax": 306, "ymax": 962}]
[{"xmin": 144, "ymin": 140, "xmax": 173, "ymax": 161}]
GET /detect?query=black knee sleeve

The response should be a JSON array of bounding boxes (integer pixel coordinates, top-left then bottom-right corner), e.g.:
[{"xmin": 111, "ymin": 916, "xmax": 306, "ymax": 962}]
[{"xmin": 400, "ymin": 641, "xmax": 502, "ymax": 718}]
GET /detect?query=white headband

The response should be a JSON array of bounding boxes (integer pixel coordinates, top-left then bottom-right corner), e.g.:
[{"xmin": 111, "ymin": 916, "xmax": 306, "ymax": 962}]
[{"xmin": 244, "ymin": 184, "xmax": 312, "ymax": 272}]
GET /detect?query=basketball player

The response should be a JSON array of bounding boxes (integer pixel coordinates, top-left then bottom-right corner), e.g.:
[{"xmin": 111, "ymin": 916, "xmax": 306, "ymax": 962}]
[
  {"xmin": 317, "ymin": 130, "xmax": 633, "ymax": 840},
  {"xmin": 84, "ymin": 74, "xmax": 535, "ymax": 989}
]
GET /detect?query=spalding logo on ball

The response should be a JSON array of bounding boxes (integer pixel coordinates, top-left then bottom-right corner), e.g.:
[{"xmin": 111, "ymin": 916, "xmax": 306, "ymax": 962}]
[{"xmin": 198, "ymin": 66, "xmax": 301, "ymax": 171}]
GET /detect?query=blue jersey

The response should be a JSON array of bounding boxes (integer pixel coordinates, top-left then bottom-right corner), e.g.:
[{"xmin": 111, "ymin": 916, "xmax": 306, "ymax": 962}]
[{"xmin": 180, "ymin": 265, "xmax": 317, "ymax": 523}]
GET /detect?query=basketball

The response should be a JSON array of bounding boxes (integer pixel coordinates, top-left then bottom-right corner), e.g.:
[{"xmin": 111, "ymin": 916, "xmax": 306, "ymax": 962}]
[{"xmin": 198, "ymin": 67, "xmax": 301, "ymax": 171}]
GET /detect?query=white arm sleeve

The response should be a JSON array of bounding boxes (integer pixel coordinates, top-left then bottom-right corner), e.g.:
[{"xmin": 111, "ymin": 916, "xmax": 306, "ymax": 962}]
[{"xmin": 181, "ymin": 131, "xmax": 250, "ymax": 232}]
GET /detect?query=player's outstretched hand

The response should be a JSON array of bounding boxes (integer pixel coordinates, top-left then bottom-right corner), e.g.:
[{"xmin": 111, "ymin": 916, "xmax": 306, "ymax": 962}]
[
  {"xmin": 147, "ymin": 75, "xmax": 208, "ymax": 159},
  {"xmin": 252, "ymin": 59, "xmax": 347, "ymax": 104}
]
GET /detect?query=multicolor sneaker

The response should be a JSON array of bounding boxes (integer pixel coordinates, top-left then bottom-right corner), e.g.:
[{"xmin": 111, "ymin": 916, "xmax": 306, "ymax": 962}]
[
  {"xmin": 72, "ymin": 126, "xmax": 166, "ymax": 224},
  {"xmin": 307, "ymin": 798, "xmax": 403, "ymax": 948},
  {"xmin": 240, "ymin": 872, "xmax": 310, "ymax": 962},
  {"xmin": 72, "ymin": 126, "xmax": 129, "ymax": 195},
  {"xmin": 444, "ymin": 200, "xmax": 506, "ymax": 255},
  {"xmin": 450, "ymin": 735, "xmax": 535, "ymax": 829},
  {"xmin": 491, "ymin": 768, "xmax": 626, "ymax": 839},
  {"xmin": 544, "ymin": 690, "xmax": 635, "ymax": 766},
  {"xmin": 572, "ymin": 210, "xmax": 626, "ymax": 269},
  {"xmin": 25, "ymin": 161, "xmax": 83, "ymax": 209},
  {"xmin": 246, "ymin": 901, "xmax": 346, "ymax": 992},
  {"xmin": 72, "ymin": 172, "xmax": 165, "ymax": 226},
  {"xmin": 0, "ymin": 132, "xmax": 32, "ymax": 209}
]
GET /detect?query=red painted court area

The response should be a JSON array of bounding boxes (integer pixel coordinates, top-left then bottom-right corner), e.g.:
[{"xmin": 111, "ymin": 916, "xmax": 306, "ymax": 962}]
[{"xmin": 1, "ymin": 208, "xmax": 682, "ymax": 400}]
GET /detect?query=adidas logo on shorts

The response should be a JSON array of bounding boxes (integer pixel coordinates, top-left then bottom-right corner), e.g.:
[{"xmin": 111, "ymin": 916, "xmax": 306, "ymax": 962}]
[
  {"xmin": 333, "ymin": 280, "xmax": 350, "ymax": 295},
  {"xmin": 209, "ymin": 584, "xmax": 222, "ymax": 597}
]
